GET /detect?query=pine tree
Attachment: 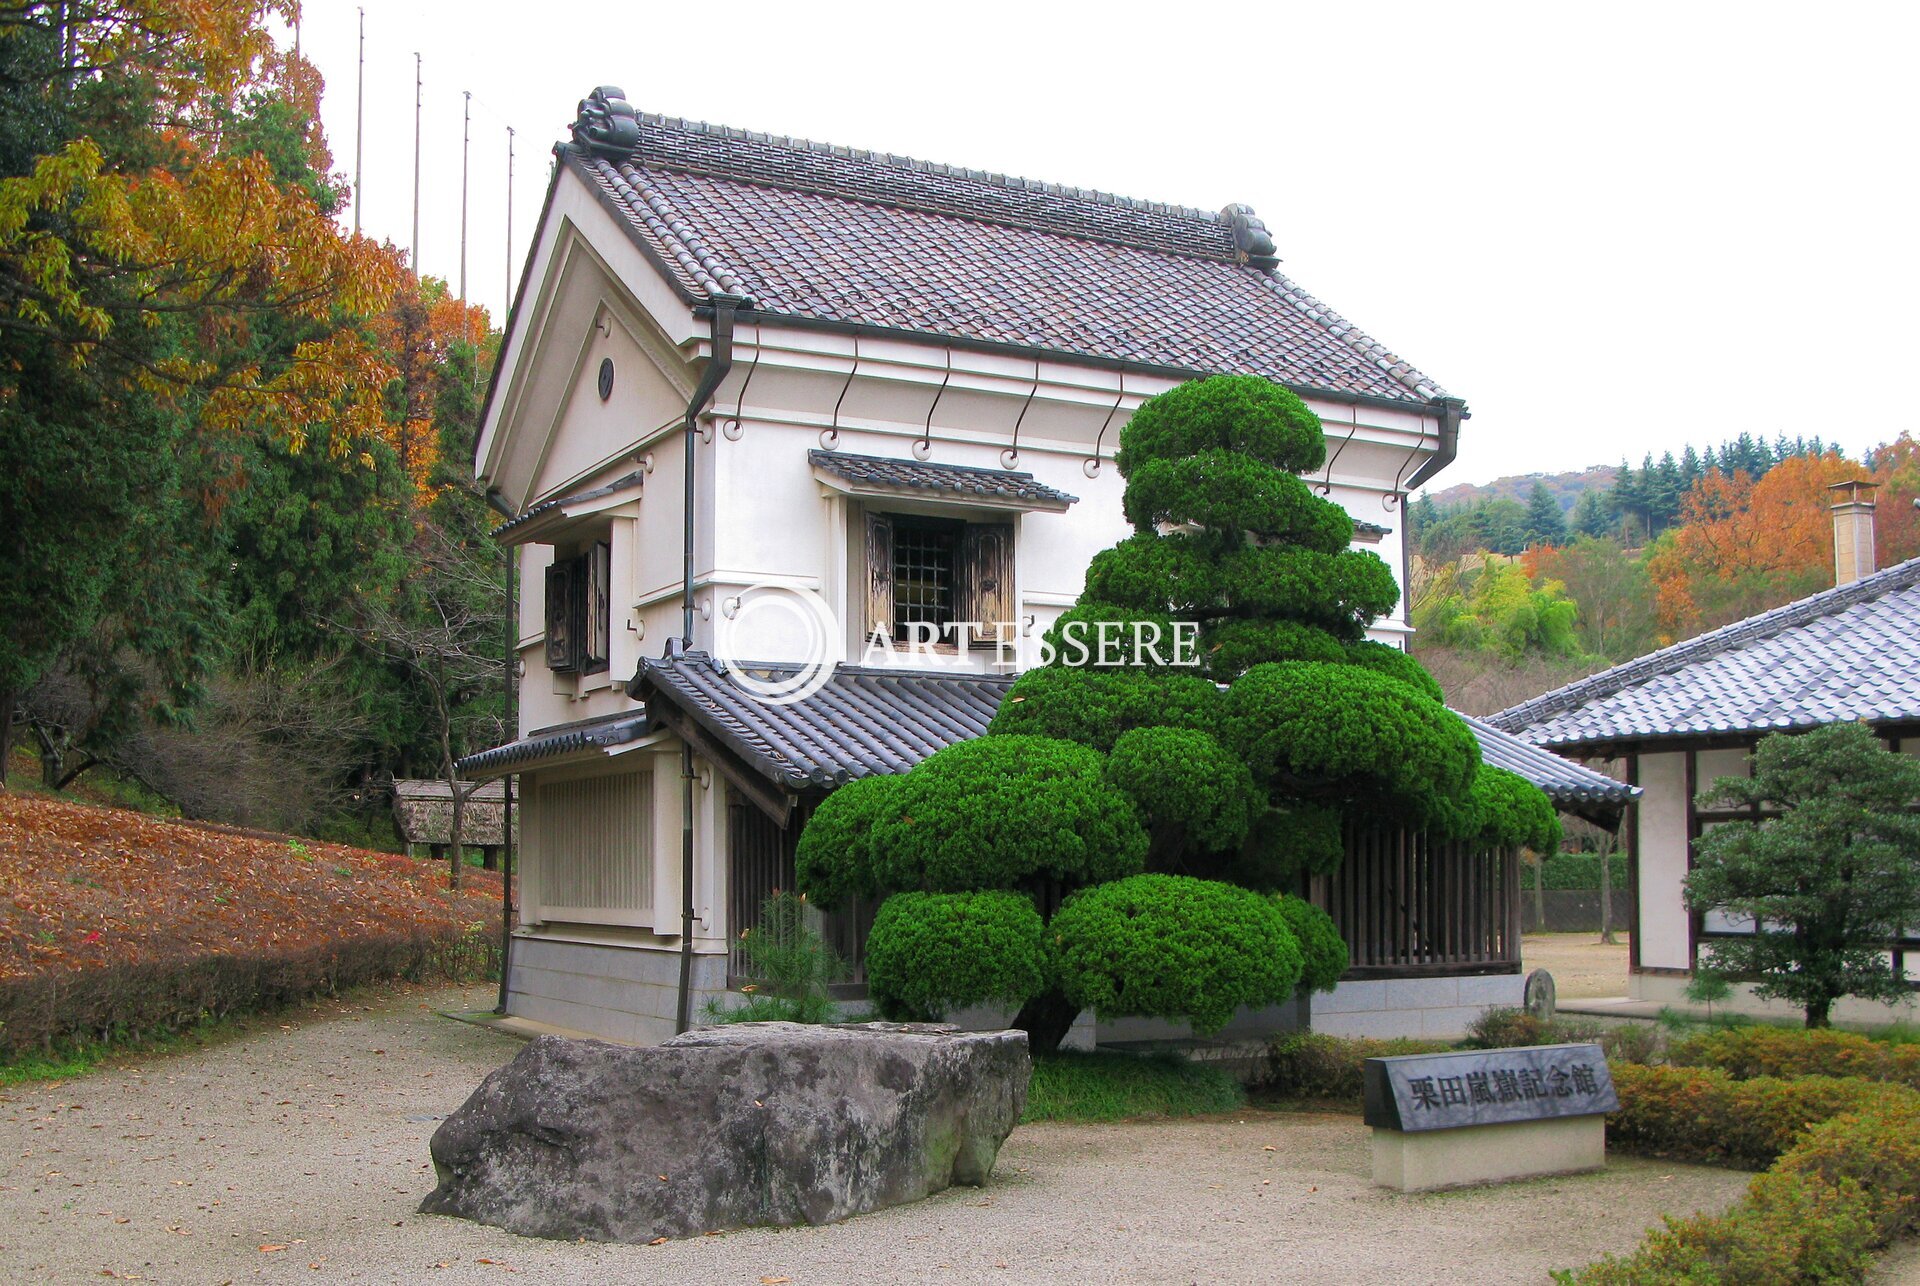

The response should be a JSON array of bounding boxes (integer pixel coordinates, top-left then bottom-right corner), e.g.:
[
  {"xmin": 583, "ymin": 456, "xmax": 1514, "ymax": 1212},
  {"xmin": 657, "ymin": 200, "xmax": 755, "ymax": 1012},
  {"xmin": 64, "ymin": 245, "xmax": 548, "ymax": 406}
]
[
  {"xmin": 1523, "ymin": 481, "xmax": 1567, "ymax": 548},
  {"xmin": 798, "ymin": 376, "xmax": 1556, "ymax": 1050}
]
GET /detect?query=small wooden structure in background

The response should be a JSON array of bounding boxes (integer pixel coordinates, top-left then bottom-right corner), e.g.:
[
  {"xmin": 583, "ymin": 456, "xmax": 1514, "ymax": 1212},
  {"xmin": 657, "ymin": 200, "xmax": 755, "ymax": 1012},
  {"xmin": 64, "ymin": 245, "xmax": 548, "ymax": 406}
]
[{"xmin": 392, "ymin": 779, "xmax": 516, "ymax": 868}]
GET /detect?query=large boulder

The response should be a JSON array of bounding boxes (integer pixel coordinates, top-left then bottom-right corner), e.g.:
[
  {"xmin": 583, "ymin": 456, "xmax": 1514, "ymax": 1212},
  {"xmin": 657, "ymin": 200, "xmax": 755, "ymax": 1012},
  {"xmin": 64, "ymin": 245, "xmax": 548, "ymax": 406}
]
[{"xmin": 420, "ymin": 1022, "xmax": 1030, "ymax": 1243}]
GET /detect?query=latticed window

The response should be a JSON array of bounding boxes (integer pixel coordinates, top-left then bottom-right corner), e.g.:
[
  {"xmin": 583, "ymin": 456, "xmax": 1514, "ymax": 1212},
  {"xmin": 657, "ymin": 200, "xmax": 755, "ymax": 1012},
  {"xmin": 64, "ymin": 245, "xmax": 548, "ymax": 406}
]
[
  {"xmin": 865, "ymin": 510, "xmax": 1014, "ymax": 649},
  {"xmin": 891, "ymin": 518, "xmax": 961, "ymax": 642}
]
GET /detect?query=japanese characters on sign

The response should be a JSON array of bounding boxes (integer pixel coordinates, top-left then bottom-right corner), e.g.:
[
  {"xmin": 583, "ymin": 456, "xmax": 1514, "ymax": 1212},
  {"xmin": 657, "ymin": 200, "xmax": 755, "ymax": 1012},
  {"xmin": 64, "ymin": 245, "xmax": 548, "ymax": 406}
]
[{"xmin": 1361, "ymin": 1043, "xmax": 1619, "ymax": 1133}]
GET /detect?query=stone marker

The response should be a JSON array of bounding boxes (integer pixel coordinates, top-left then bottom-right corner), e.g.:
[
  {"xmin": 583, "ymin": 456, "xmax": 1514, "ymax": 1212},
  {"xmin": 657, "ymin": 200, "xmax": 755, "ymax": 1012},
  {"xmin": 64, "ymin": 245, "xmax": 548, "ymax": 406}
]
[
  {"xmin": 420, "ymin": 1021, "xmax": 1030, "ymax": 1243},
  {"xmin": 1363, "ymin": 1042, "xmax": 1618, "ymax": 1192}
]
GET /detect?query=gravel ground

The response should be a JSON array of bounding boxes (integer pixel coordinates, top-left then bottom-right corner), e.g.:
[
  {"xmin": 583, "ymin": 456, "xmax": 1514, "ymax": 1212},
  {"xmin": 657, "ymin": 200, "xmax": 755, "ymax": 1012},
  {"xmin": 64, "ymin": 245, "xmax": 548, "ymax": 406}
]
[
  {"xmin": 0, "ymin": 981, "xmax": 1763, "ymax": 1284},
  {"xmin": 1522, "ymin": 933, "xmax": 1632, "ymax": 1000}
]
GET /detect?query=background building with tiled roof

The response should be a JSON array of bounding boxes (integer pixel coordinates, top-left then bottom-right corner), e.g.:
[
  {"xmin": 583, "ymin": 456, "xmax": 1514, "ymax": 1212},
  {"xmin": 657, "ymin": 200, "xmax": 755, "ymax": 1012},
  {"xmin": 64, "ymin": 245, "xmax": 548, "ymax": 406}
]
[
  {"xmin": 462, "ymin": 85, "xmax": 1615, "ymax": 1045},
  {"xmin": 1490, "ymin": 491, "xmax": 1920, "ymax": 1024}
]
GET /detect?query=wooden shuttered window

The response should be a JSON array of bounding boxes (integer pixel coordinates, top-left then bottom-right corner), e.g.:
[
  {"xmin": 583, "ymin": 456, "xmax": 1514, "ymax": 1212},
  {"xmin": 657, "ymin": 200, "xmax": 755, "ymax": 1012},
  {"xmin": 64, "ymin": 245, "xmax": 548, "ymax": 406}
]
[
  {"xmin": 543, "ymin": 540, "xmax": 612, "ymax": 674},
  {"xmin": 864, "ymin": 511, "xmax": 1014, "ymax": 649}
]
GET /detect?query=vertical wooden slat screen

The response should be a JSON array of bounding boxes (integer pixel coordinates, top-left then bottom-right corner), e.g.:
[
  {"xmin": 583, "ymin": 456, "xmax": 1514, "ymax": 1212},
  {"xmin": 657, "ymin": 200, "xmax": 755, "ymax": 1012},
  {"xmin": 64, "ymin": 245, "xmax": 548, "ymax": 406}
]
[
  {"xmin": 727, "ymin": 795, "xmax": 873, "ymax": 987},
  {"xmin": 1316, "ymin": 825, "xmax": 1521, "ymax": 976},
  {"xmin": 535, "ymin": 769, "xmax": 651, "ymax": 924}
]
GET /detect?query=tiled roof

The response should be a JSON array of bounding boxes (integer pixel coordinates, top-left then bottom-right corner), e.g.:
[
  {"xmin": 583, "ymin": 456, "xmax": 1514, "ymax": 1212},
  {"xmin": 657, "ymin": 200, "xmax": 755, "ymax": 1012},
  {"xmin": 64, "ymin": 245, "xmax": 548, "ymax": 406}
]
[
  {"xmin": 1461, "ymin": 714, "xmax": 1637, "ymax": 824},
  {"xmin": 1489, "ymin": 556, "xmax": 1920, "ymax": 750},
  {"xmin": 457, "ymin": 710, "xmax": 652, "ymax": 777},
  {"xmin": 810, "ymin": 449, "xmax": 1078, "ymax": 509},
  {"xmin": 1352, "ymin": 518, "xmax": 1391, "ymax": 542},
  {"xmin": 633, "ymin": 653, "xmax": 1009, "ymax": 789},
  {"xmin": 633, "ymin": 653, "xmax": 1631, "ymax": 819},
  {"xmin": 494, "ymin": 470, "xmax": 645, "ymax": 538},
  {"xmin": 566, "ymin": 114, "xmax": 1448, "ymax": 407}
]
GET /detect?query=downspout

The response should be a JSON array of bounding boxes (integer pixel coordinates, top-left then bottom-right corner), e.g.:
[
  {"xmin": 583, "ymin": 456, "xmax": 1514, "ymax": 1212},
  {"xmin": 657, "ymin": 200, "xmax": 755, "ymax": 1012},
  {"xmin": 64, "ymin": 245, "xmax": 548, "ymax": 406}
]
[
  {"xmin": 1397, "ymin": 396, "xmax": 1465, "ymax": 641},
  {"xmin": 484, "ymin": 488, "xmax": 519, "ymax": 1014},
  {"xmin": 673, "ymin": 292, "xmax": 746, "ymax": 1034}
]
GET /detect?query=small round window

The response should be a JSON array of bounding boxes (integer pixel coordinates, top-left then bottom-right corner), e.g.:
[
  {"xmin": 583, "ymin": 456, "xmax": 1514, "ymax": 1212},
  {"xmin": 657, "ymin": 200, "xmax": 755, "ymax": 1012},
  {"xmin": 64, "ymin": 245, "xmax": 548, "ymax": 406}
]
[{"xmin": 597, "ymin": 357, "xmax": 615, "ymax": 401}]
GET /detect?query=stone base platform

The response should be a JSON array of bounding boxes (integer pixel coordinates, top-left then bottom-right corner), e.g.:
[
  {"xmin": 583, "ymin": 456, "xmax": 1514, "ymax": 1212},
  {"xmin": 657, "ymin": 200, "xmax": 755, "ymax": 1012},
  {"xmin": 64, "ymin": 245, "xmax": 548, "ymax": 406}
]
[{"xmin": 1371, "ymin": 1114, "xmax": 1605, "ymax": 1192}]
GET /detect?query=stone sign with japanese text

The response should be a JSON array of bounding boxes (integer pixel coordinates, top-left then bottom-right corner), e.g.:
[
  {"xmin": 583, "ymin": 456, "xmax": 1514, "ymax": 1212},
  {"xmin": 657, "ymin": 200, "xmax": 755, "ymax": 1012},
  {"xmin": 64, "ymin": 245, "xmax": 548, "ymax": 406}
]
[{"xmin": 1362, "ymin": 1043, "xmax": 1618, "ymax": 1134}]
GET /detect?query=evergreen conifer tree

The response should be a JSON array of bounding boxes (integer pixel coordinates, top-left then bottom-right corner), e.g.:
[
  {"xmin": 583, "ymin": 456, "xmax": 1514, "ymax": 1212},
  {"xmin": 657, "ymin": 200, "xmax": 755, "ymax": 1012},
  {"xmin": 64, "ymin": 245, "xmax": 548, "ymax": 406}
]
[{"xmin": 798, "ymin": 376, "xmax": 1558, "ymax": 1050}]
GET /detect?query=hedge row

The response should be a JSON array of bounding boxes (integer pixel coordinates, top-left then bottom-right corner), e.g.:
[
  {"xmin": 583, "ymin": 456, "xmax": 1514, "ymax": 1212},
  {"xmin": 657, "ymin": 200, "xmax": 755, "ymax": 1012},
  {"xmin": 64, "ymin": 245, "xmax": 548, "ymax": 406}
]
[
  {"xmin": 1521, "ymin": 851, "xmax": 1627, "ymax": 890},
  {"xmin": 1261, "ymin": 1032, "xmax": 1453, "ymax": 1101},
  {"xmin": 1565, "ymin": 1065, "xmax": 1920, "ymax": 1283},
  {"xmin": 0, "ymin": 925, "xmax": 498, "ymax": 1057},
  {"xmin": 1669, "ymin": 1024, "xmax": 1920, "ymax": 1090}
]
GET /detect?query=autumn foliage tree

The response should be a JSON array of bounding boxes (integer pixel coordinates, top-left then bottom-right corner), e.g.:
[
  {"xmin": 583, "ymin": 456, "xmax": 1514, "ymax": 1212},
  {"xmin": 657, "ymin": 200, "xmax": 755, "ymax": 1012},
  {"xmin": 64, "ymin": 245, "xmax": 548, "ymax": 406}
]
[
  {"xmin": 0, "ymin": 1, "xmax": 406, "ymax": 783},
  {"xmin": 1647, "ymin": 454, "xmax": 1895, "ymax": 639}
]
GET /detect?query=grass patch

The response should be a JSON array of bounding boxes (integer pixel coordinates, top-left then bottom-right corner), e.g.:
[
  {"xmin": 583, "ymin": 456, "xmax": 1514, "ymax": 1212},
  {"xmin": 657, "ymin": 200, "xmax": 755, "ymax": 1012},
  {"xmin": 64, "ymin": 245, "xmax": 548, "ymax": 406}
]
[
  {"xmin": 1024, "ymin": 1050, "xmax": 1244, "ymax": 1123},
  {"xmin": 0, "ymin": 1008, "xmax": 253, "ymax": 1086}
]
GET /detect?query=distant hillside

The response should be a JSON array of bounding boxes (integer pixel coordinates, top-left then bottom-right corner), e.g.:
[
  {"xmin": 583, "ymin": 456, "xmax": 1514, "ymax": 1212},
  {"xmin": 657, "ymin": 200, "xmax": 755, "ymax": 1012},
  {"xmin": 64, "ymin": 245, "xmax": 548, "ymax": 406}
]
[{"xmin": 1426, "ymin": 465, "xmax": 1618, "ymax": 514}]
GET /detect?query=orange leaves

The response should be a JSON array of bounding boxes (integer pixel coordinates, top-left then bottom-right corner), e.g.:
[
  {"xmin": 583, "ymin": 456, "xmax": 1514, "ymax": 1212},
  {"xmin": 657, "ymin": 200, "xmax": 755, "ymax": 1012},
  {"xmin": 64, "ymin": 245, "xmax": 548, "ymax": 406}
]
[
  {"xmin": 1648, "ymin": 454, "xmax": 1881, "ymax": 640},
  {"xmin": 0, "ymin": 792, "xmax": 502, "ymax": 985}
]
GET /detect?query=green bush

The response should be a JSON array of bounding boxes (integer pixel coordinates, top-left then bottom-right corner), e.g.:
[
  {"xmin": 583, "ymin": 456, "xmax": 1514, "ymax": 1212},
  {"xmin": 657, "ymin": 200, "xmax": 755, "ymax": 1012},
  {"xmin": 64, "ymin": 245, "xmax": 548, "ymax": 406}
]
[
  {"xmin": 1122, "ymin": 451, "xmax": 1351, "ymax": 552},
  {"xmin": 1467, "ymin": 766, "xmax": 1564, "ymax": 852},
  {"xmin": 794, "ymin": 773, "xmax": 899, "ymax": 908},
  {"xmin": 1025, "ymin": 1050, "xmax": 1245, "ymax": 1123},
  {"xmin": 988, "ymin": 667, "xmax": 1221, "ymax": 752},
  {"xmin": 1563, "ymin": 1069, "xmax": 1920, "ymax": 1283},
  {"xmin": 1520, "ymin": 850, "xmax": 1627, "ymax": 890},
  {"xmin": 1260, "ymin": 1032, "xmax": 1452, "ymax": 1101},
  {"xmin": 1605, "ymin": 1063, "xmax": 1909, "ymax": 1169},
  {"xmin": 1083, "ymin": 533, "xmax": 1399, "ymax": 639},
  {"xmin": 864, "ymin": 891, "xmax": 1047, "ymax": 1022},
  {"xmin": 1114, "ymin": 373, "xmax": 1327, "ymax": 476},
  {"xmin": 1105, "ymin": 726, "xmax": 1261, "ymax": 852},
  {"xmin": 1230, "ymin": 803, "xmax": 1345, "ymax": 886},
  {"xmin": 1036, "ymin": 602, "xmax": 1185, "ymax": 671},
  {"xmin": 867, "ymin": 735, "xmax": 1148, "ymax": 893},
  {"xmin": 1343, "ymin": 638, "xmax": 1445, "ymax": 703},
  {"xmin": 1220, "ymin": 661, "xmax": 1480, "ymax": 821},
  {"xmin": 1669, "ymin": 1024, "xmax": 1920, "ymax": 1090},
  {"xmin": 1198, "ymin": 618, "xmax": 1347, "ymax": 681},
  {"xmin": 1049, "ymin": 874, "xmax": 1303, "ymax": 1034},
  {"xmin": 1276, "ymin": 896, "xmax": 1347, "ymax": 993}
]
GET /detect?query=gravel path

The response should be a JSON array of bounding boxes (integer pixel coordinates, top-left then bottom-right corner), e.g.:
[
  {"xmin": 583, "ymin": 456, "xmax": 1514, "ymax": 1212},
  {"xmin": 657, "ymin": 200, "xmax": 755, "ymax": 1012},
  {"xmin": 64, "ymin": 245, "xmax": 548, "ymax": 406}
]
[
  {"xmin": 1, "ymin": 981, "xmax": 1759, "ymax": 1284},
  {"xmin": 1522, "ymin": 933, "xmax": 1632, "ymax": 1000}
]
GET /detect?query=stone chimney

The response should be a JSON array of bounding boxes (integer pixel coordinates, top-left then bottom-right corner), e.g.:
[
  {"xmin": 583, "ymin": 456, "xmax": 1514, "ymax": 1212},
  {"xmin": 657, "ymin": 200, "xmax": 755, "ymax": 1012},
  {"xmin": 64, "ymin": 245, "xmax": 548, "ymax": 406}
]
[{"xmin": 1828, "ymin": 479, "xmax": 1879, "ymax": 586}]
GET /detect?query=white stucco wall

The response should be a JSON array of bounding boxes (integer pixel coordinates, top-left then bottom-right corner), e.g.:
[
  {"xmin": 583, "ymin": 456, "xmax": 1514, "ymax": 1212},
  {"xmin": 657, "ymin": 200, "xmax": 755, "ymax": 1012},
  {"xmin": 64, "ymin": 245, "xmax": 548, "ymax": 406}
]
[{"xmin": 1633, "ymin": 751, "xmax": 1693, "ymax": 972}]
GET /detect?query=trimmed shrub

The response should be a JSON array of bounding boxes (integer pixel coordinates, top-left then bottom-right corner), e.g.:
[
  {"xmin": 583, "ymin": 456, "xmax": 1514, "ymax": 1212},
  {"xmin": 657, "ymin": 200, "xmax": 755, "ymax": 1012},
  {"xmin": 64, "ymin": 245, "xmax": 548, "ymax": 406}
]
[
  {"xmin": 988, "ymin": 666, "xmax": 1221, "ymax": 753},
  {"xmin": 1199, "ymin": 618, "xmax": 1347, "ymax": 681},
  {"xmin": 794, "ymin": 773, "xmax": 900, "ymax": 908},
  {"xmin": 1049, "ymin": 874, "xmax": 1303, "ymax": 1034},
  {"xmin": 1605, "ymin": 1063, "xmax": 1909, "ymax": 1169},
  {"xmin": 1669, "ymin": 1024, "xmax": 1920, "ymax": 1090},
  {"xmin": 1220, "ymin": 661, "xmax": 1480, "ymax": 821},
  {"xmin": 1775, "ymin": 1096, "xmax": 1920, "ymax": 1243},
  {"xmin": 1105, "ymin": 726, "xmax": 1261, "ymax": 853},
  {"xmin": 1261, "ymin": 1032, "xmax": 1452, "ymax": 1101},
  {"xmin": 867, "ymin": 735, "xmax": 1148, "ymax": 893},
  {"xmin": 1564, "ymin": 1075, "xmax": 1920, "ymax": 1284},
  {"xmin": 1342, "ymin": 638, "xmax": 1445, "ymax": 703},
  {"xmin": 0, "ymin": 926, "xmax": 497, "ymax": 1058},
  {"xmin": 864, "ymin": 891, "xmax": 1047, "ymax": 1022},
  {"xmin": 1082, "ymin": 534, "xmax": 1399, "ymax": 638},
  {"xmin": 1521, "ymin": 850, "xmax": 1627, "ymax": 890},
  {"xmin": 1467, "ymin": 766, "xmax": 1564, "ymax": 852},
  {"xmin": 1275, "ymin": 896, "xmax": 1347, "ymax": 994},
  {"xmin": 1037, "ymin": 602, "xmax": 1186, "ymax": 671},
  {"xmin": 1115, "ymin": 373, "xmax": 1327, "ymax": 477},
  {"xmin": 1230, "ymin": 803, "xmax": 1345, "ymax": 886},
  {"xmin": 1122, "ymin": 451, "xmax": 1352, "ymax": 552}
]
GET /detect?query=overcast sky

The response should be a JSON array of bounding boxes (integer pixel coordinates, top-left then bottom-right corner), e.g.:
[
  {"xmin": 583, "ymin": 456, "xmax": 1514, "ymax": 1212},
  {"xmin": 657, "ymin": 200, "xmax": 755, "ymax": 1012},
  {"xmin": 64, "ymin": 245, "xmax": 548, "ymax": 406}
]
[{"xmin": 292, "ymin": 1, "xmax": 1918, "ymax": 489}]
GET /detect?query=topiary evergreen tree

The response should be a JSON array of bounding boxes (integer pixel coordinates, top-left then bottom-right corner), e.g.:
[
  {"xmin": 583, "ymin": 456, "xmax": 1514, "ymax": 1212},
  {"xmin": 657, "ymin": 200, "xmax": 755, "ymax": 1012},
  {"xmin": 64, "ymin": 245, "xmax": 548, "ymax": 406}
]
[{"xmin": 799, "ymin": 375, "xmax": 1557, "ymax": 1051}]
